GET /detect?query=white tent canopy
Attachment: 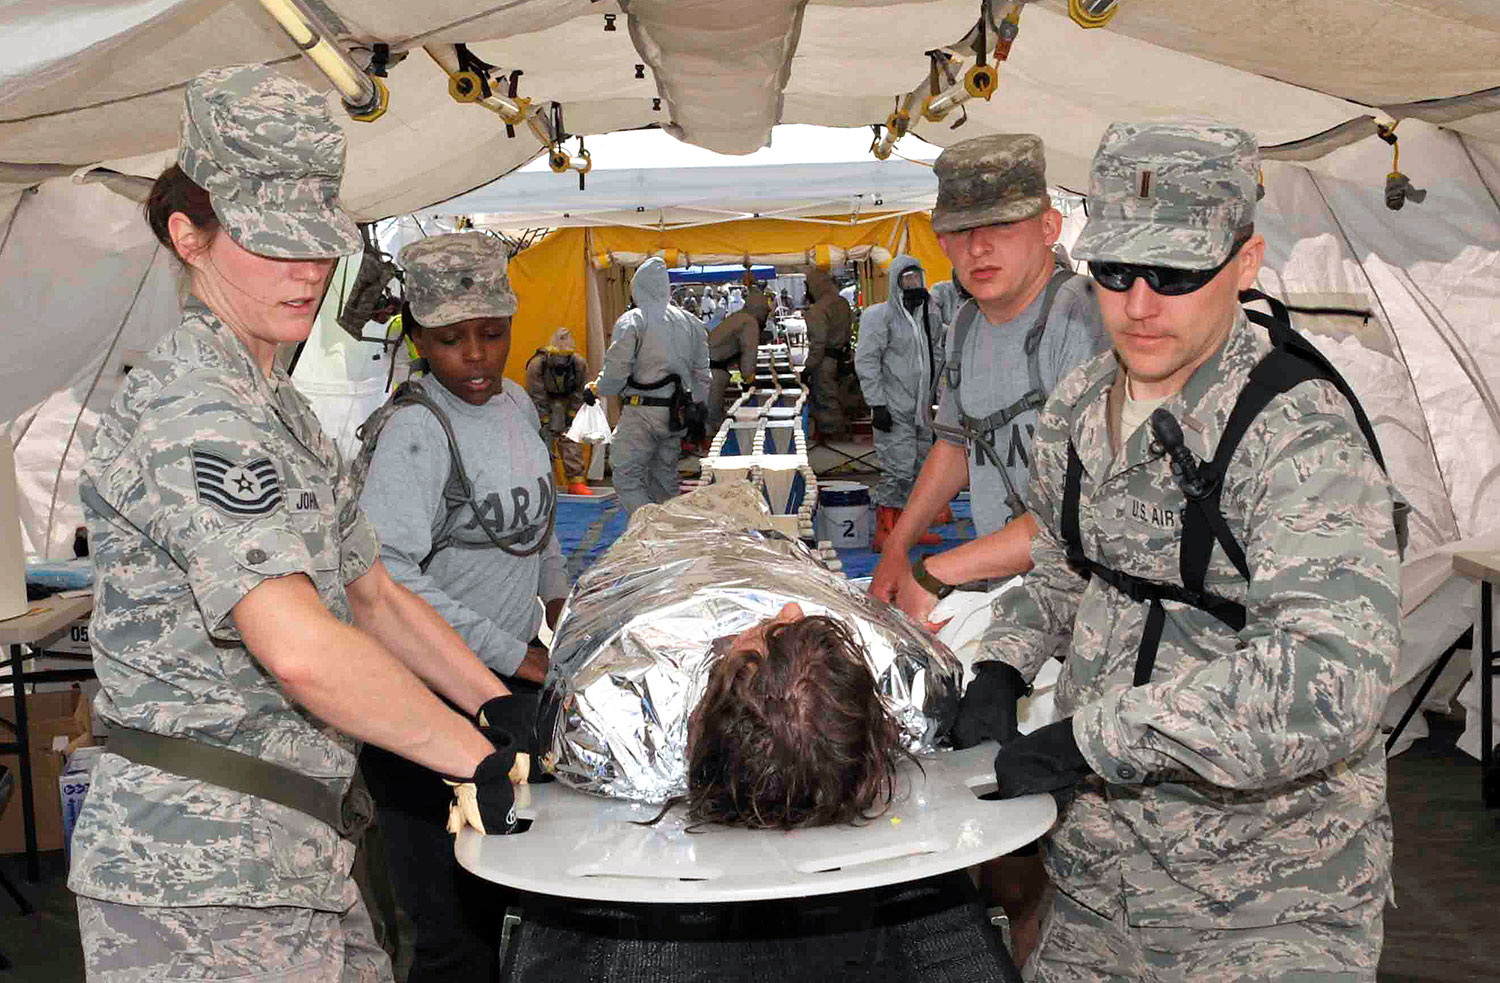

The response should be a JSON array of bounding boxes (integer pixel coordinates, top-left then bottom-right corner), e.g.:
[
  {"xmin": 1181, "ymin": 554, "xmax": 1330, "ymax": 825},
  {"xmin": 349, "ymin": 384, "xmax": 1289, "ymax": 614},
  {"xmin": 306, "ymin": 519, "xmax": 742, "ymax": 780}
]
[
  {"xmin": 4, "ymin": 1, "xmax": 1499, "ymax": 215},
  {"xmin": 1, "ymin": 0, "xmax": 1498, "ymax": 750},
  {"xmin": 419, "ymin": 126, "xmax": 945, "ymax": 229}
]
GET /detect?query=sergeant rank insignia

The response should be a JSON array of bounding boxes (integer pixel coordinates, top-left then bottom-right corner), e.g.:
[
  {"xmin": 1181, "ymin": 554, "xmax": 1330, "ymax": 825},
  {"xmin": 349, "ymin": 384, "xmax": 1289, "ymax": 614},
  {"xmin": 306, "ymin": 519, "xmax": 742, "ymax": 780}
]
[{"xmin": 192, "ymin": 449, "xmax": 284, "ymax": 516}]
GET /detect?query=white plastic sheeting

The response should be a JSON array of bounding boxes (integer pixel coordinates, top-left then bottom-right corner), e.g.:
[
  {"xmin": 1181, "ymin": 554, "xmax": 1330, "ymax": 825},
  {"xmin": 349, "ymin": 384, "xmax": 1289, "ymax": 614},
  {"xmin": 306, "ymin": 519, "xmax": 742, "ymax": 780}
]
[{"xmin": 3, "ymin": 2, "xmax": 1498, "ymax": 216}]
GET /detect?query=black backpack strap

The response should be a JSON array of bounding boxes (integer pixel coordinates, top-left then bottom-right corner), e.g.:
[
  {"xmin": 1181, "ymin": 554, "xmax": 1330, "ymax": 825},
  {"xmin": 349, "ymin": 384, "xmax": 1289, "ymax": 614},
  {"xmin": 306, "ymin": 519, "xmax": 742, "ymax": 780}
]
[
  {"xmin": 957, "ymin": 269, "xmax": 1077, "ymax": 443},
  {"xmin": 1064, "ymin": 442, "xmax": 1246, "ymax": 687},
  {"xmin": 942, "ymin": 299, "xmax": 982, "ymax": 410},
  {"xmin": 1062, "ymin": 441, "xmax": 1088, "ymax": 574},
  {"xmin": 1240, "ymin": 288, "xmax": 1386, "ymax": 471},
  {"xmin": 380, "ymin": 385, "xmax": 555, "ymax": 567},
  {"xmin": 1023, "ymin": 268, "xmax": 1076, "ymax": 397}
]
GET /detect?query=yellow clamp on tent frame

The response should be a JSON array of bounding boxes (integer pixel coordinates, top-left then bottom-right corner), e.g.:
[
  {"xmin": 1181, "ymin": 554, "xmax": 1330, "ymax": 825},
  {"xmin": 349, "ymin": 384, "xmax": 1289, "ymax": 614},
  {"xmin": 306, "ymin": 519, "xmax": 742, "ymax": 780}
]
[
  {"xmin": 963, "ymin": 63, "xmax": 998, "ymax": 100},
  {"xmin": 347, "ymin": 74, "xmax": 389, "ymax": 123},
  {"xmin": 548, "ymin": 146, "xmax": 592, "ymax": 174},
  {"xmin": 448, "ymin": 70, "xmax": 484, "ymax": 104},
  {"xmin": 662, "ymin": 248, "xmax": 682, "ymax": 269},
  {"xmin": 1376, "ymin": 120, "xmax": 1401, "ymax": 172},
  {"xmin": 1068, "ymin": 0, "xmax": 1119, "ymax": 30},
  {"xmin": 886, "ymin": 109, "xmax": 911, "ymax": 140}
]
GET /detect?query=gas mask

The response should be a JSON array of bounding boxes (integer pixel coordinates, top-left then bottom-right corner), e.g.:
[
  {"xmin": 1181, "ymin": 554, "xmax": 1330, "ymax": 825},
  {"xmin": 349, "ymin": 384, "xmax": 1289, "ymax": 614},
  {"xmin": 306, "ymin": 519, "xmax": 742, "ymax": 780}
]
[{"xmin": 899, "ymin": 268, "xmax": 928, "ymax": 311}]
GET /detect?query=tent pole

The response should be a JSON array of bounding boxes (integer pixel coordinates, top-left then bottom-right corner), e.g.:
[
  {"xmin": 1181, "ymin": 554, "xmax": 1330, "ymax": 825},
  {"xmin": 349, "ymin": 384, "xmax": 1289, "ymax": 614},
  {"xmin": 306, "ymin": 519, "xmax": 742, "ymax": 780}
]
[
  {"xmin": 42, "ymin": 245, "xmax": 160, "ymax": 558},
  {"xmin": 0, "ymin": 192, "xmax": 26, "ymax": 262},
  {"xmin": 1456, "ymin": 134, "xmax": 1500, "ymax": 224}
]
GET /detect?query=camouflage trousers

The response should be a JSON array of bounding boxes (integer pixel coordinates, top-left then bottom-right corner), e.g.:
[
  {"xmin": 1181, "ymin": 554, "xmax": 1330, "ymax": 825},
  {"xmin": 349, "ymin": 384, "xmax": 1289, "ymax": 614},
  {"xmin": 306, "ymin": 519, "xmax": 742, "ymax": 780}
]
[
  {"xmin": 77, "ymin": 893, "xmax": 392, "ymax": 983},
  {"xmin": 1025, "ymin": 885, "xmax": 1382, "ymax": 983},
  {"xmin": 871, "ymin": 411, "xmax": 932, "ymax": 508}
]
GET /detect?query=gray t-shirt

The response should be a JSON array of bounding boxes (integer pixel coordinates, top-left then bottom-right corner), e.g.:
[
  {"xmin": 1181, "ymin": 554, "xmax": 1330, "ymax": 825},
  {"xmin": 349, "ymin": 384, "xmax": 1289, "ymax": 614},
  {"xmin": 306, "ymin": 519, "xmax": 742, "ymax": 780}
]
[
  {"xmin": 360, "ymin": 377, "xmax": 567, "ymax": 675},
  {"xmin": 934, "ymin": 275, "xmax": 1107, "ymax": 536}
]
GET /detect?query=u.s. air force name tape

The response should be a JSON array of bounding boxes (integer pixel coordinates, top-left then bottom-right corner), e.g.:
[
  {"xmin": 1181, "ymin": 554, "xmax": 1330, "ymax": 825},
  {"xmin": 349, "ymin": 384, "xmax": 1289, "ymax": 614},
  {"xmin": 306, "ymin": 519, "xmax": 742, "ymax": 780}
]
[{"xmin": 192, "ymin": 448, "xmax": 283, "ymax": 517}]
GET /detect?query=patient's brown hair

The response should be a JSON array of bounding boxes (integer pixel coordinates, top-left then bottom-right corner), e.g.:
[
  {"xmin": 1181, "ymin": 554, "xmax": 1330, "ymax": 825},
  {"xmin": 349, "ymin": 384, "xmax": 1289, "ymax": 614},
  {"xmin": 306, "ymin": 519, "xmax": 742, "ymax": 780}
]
[{"xmin": 681, "ymin": 615, "xmax": 907, "ymax": 830}]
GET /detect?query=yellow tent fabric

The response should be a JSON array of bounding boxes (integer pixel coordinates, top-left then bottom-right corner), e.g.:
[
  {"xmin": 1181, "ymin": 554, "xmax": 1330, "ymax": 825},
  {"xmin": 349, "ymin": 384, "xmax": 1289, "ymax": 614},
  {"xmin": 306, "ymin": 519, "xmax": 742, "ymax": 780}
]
[
  {"xmin": 506, "ymin": 227, "xmax": 590, "ymax": 383},
  {"xmin": 903, "ymin": 213, "xmax": 953, "ymax": 287},
  {"xmin": 590, "ymin": 214, "xmax": 907, "ymax": 260},
  {"xmin": 503, "ymin": 213, "xmax": 953, "ymax": 384}
]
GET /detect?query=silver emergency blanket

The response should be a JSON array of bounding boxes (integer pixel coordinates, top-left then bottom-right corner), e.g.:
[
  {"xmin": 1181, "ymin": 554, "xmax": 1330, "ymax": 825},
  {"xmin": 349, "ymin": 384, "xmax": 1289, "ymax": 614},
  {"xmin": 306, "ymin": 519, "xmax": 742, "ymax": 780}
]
[{"xmin": 541, "ymin": 483, "xmax": 962, "ymax": 802}]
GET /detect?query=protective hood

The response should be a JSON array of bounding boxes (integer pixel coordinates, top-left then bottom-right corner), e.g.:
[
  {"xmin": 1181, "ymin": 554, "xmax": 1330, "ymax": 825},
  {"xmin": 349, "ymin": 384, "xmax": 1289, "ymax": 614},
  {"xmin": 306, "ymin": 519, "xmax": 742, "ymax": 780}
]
[
  {"xmin": 806, "ymin": 268, "xmax": 836, "ymax": 302},
  {"xmin": 547, "ymin": 326, "xmax": 578, "ymax": 353},
  {"xmin": 631, "ymin": 256, "xmax": 671, "ymax": 320},
  {"xmin": 886, "ymin": 254, "xmax": 923, "ymax": 308},
  {"xmin": 745, "ymin": 290, "xmax": 771, "ymax": 320}
]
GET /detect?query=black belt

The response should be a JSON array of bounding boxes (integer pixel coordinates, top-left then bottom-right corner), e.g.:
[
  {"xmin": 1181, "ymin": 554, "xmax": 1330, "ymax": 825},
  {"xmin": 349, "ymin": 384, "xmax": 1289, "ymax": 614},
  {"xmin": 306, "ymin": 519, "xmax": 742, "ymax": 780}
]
[
  {"xmin": 710, "ymin": 357, "xmax": 735, "ymax": 372},
  {"xmin": 622, "ymin": 394, "xmax": 674, "ymax": 407}
]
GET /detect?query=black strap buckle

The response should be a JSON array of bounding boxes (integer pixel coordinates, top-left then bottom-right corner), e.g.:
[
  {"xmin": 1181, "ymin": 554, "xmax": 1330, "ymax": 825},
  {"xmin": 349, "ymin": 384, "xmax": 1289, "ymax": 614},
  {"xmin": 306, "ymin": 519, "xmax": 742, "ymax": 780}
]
[{"xmin": 338, "ymin": 785, "xmax": 375, "ymax": 841}]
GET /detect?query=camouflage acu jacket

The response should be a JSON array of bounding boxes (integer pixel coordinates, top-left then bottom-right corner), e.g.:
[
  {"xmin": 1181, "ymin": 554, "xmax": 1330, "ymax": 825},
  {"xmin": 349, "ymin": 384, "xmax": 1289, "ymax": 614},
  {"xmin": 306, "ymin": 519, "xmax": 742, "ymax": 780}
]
[
  {"xmin": 69, "ymin": 300, "xmax": 380, "ymax": 910},
  {"xmin": 982, "ymin": 310, "xmax": 1399, "ymax": 929}
]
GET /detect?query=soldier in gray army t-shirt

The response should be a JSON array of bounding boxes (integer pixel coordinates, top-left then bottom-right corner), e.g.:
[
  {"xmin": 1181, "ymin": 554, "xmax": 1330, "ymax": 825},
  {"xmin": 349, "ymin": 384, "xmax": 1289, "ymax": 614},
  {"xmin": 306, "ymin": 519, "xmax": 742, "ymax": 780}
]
[{"xmin": 871, "ymin": 134, "xmax": 1106, "ymax": 624}]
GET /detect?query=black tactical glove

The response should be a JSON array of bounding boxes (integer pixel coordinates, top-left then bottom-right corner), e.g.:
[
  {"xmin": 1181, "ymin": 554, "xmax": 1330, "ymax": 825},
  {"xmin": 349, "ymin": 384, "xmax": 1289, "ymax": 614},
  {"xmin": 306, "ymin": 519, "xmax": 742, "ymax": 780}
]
[
  {"xmin": 582, "ymin": 386, "xmax": 597, "ymax": 406},
  {"xmin": 870, "ymin": 405, "xmax": 894, "ymax": 432},
  {"xmin": 686, "ymin": 400, "xmax": 709, "ymax": 444},
  {"xmin": 951, "ymin": 661, "xmax": 1029, "ymax": 749},
  {"xmin": 444, "ymin": 750, "xmax": 524, "ymax": 835},
  {"xmin": 990, "ymin": 717, "xmax": 1093, "ymax": 800},
  {"xmin": 800, "ymin": 367, "xmax": 814, "ymax": 386},
  {"xmin": 475, "ymin": 693, "xmax": 541, "ymax": 757}
]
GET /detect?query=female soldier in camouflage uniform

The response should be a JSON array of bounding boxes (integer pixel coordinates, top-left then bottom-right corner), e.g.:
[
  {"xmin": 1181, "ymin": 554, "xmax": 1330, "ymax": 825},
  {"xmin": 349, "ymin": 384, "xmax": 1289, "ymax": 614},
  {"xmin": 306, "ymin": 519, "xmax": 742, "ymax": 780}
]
[{"xmin": 70, "ymin": 66, "xmax": 528, "ymax": 983}]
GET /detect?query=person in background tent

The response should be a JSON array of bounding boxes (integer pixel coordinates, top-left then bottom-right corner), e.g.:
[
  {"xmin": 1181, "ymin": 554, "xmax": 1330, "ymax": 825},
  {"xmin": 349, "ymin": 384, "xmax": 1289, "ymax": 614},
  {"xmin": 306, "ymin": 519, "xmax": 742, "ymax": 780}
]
[
  {"xmin": 801, "ymin": 267, "xmax": 857, "ymax": 439},
  {"xmin": 525, "ymin": 327, "xmax": 594, "ymax": 495},
  {"xmin": 726, "ymin": 285, "xmax": 745, "ymax": 315},
  {"xmin": 70, "ymin": 65, "xmax": 528, "ymax": 983},
  {"xmin": 781, "ymin": 287, "xmax": 795, "ymax": 311},
  {"xmin": 356, "ymin": 232, "xmax": 565, "ymax": 983},
  {"xmin": 839, "ymin": 280, "xmax": 859, "ymax": 309},
  {"xmin": 929, "ymin": 271, "xmax": 966, "ymax": 334},
  {"xmin": 960, "ymin": 119, "xmax": 1398, "ymax": 981},
  {"xmin": 869, "ymin": 133, "xmax": 1107, "ymax": 962},
  {"xmin": 585, "ymin": 257, "xmax": 710, "ymax": 515},
  {"xmin": 706, "ymin": 288, "xmax": 767, "ymax": 441},
  {"xmin": 854, "ymin": 254, "xmax": 946, "ymax": 551}
]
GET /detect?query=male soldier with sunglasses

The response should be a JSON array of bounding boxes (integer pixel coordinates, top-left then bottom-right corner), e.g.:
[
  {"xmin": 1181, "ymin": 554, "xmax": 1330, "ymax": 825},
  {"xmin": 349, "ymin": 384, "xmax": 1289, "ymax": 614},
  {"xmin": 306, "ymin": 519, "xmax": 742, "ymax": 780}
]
[{"xmin": 958, "ymin": 121, "xmax": 1399, "ymax": 980}]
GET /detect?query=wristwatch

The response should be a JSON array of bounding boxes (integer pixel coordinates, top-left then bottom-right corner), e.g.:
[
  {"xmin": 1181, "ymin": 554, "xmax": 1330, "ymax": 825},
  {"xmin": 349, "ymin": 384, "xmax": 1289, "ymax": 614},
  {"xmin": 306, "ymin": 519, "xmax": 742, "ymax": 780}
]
[{"xmin": 912, "ymin": 554, "xmax": 956, "ymax": 600}]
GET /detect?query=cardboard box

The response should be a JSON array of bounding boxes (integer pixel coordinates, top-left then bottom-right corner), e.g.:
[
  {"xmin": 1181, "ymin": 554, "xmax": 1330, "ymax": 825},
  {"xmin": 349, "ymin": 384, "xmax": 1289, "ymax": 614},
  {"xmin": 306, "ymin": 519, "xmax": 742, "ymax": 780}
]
[
  {"xmin": 59, "ymin": 744, "xmax": 105, "ymax": 864},
  {"xmin": 0, "ymin": 686, "xmax": 95, "ymax": 855}
]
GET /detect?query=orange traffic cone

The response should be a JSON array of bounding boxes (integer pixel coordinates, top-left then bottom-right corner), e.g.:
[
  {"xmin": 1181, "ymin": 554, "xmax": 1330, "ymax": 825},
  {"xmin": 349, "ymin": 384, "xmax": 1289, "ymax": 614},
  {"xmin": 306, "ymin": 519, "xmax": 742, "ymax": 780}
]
[{"xmin": 871, "ymin": 505, "xmax": 899, "ymax": 553}]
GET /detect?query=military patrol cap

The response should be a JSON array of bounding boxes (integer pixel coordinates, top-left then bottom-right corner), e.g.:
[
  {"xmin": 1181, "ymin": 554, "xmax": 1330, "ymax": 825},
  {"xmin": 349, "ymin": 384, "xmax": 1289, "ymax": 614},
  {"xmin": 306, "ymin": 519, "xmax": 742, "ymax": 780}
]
[
  {"xmin": 931, "ymin": 134, "xmax": 1050, "ymax": 234},
  {"xmin": 178, "ymin": 65, "xmax": 361, "ymax": 260},
  {"xmin": 400, "ymin": 232, "xmax": 519, "ymax": 327},
  {"xmin": 1072, "ymin": 119, "xmax": 1261, "ymax": 271}
]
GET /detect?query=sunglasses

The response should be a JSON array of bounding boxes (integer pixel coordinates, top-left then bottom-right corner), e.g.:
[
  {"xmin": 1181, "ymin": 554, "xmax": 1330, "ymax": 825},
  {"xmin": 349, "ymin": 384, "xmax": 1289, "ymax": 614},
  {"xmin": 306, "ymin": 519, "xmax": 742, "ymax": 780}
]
[{"xmin": 1090, "ymin": 234, "xmax": 1251, "ymax": 296}]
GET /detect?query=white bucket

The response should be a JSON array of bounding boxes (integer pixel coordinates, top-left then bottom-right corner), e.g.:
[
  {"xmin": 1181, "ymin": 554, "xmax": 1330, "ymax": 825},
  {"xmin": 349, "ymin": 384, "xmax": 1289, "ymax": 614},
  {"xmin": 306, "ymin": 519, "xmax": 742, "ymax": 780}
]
[{"xmin": 817, "ymin": 481, "xmax": 871, "ymax": 549}]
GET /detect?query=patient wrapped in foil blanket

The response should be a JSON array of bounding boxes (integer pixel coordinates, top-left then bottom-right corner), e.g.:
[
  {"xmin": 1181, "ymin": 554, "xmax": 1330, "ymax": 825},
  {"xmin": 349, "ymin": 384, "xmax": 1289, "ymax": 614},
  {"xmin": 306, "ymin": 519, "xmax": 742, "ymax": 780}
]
[{"xmin": 540, "ymin": 483, "xmax": 962, "ymax": 805}]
